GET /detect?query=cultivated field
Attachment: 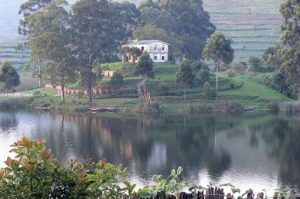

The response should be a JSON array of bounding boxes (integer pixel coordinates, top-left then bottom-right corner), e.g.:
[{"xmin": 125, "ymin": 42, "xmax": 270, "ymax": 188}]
[{"xmin": 203, "ymin": 0, "xmax": 281, "ymax": 62}]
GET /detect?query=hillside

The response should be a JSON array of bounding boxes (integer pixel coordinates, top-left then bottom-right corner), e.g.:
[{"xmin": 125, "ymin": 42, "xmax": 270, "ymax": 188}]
[
  {"xmin": 0, "ymin": 39, "xmax": 30, "ymax": 69},
  {"xmin": 203, "ymin": 0, "xmax": 281, "ymax": 62},
  {"xmin": 0, "ymin": 0, "xmax": 282, "ymax": 66}
]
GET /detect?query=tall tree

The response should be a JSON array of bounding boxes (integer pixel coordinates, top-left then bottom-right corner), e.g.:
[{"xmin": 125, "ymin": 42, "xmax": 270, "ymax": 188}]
[
  {"xmin": 136, "ymin": 52, "xmax": 154, "ymax": 103},
  {"xmin": 278, "ymin": 0, "xmax": 300, "ymax": 89},
  {"xmin": 27, "ymin": 0, "xmax": 73, "ymax": 102},
  {"xmin": 18, "ymin": 0, "xmax": 52, "ymax": 35},
  {"xmin": 70, "ymin": 0, "xmax": 138, "ymax": 106},
  {"xmin": 0, "ymin": 61, "xmax": 20, "ymax": 95},
  {"xmin": 263, "ymin": 0, "xmax": 300, "ymax": 98},
  {"xmin": 176, "ymin": 59, "xmax": 195, "ymax": 103},
  {"xmin": 203, "ymin": 32, "xmax": 234, "ymax": 96},
  {"xmin": 137, "ymin": 0, "xmax": 215, "ymax": 60},
  {"xmin": 19, "ymin": 0, "xmax": 52, "ymax": 87}
]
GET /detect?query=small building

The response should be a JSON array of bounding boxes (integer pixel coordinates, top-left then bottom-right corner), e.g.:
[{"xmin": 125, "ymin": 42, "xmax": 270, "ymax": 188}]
[{"xmin": 122, "ymin": 40, "xmax": 169, "ymax": 63}]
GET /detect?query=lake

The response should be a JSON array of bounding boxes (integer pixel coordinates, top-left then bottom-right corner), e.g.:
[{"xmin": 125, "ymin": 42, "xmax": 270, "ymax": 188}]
[{"xmin": 0, "ymin": 111, "xmax": 299, "ymax": 193}]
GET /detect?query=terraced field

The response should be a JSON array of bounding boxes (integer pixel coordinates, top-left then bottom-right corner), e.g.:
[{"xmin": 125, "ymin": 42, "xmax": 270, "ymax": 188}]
[
  {"xmin": 203, "ymin": 0, "xmax": 281, "ymax": 62},
  {"xmin": 0, "ymin": 39, "xmax": 30, "ymax": 70}
]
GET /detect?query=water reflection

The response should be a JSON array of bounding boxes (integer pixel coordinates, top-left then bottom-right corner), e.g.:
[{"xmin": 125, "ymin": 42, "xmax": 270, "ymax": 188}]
[{"xmin": 0, "ymin": 111, "xmax": 299, "ymax": 191}]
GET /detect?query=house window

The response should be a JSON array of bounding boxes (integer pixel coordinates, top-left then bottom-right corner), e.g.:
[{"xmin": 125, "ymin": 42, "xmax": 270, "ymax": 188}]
[
  {"xmin": 154, "ymin": 56, "xmax": 157, "ymax": 60},
  {"xmin": 162, "ymin": 46, "xmax": 165, "ymax": 51},
  {"xmin": 162, "ymin": 56, "xmax": 165, "ymax": 60},
  {"xmin": 154, "ymin": 45, "xmax": 157, "ymax": 50}
]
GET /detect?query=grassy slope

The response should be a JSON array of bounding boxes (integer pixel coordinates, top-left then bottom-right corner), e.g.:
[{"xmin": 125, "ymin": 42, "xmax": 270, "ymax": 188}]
[{"xmin": 17, "ymin": 62, "xmax": 289, "ymax": 113}]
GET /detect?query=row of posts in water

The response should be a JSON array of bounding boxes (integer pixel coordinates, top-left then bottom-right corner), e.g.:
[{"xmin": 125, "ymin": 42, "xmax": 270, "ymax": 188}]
[{"xmin": 122, "ymin": 187, "xmax": 300, "ymax": 199}]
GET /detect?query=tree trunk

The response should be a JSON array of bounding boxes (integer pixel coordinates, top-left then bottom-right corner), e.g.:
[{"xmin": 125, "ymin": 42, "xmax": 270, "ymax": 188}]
[
  {"xmin": 87, "ymin": 25, "xmax": 93, "ymax": 107},
  {"xmin": 216, "ymin": 64, "xmax": 219, "ymax": 100},
  {"xmin": 61, "ymin": 84, "xmax": 65, "ymax": 103},
  {"xmin": 38, "ymin": 66, "xmax": 42, "ymax": 88},
  {"xmin": 88, "ymin": 70, "xmax": 93, "ymax": 107},
  {"xmin": 184, "ymin": 88, "xmax": 186, "ymax": 104},
  {"xmin": 60, "ymin": 66, "xmax": 65, "ymax": 103}
]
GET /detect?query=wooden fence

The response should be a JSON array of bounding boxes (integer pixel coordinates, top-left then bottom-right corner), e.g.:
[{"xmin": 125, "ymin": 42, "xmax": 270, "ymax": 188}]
[
  {"xmin": 45, "ymin": 84, "xmax": 137, "ymax": 97},
  {"xmin": 121, "ymin": 187, "xmax": 300, "ymax": 199}
]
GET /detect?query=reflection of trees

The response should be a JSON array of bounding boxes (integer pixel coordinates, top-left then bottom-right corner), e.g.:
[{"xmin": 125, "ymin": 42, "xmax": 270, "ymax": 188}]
[
  {"xmin": 260, "ymin": 118, "xmax": 300, "ymax": 187},
  {"xmin": 69, "ymin": 115, "xmax": 233, "ymax": 180},
  {"xmin": 27, "ymin": 113, "xmax": 239, "ymax": 180},
  {"xmin": 0, "ymin": 112, "xmax": 18, "ymax": 131}
]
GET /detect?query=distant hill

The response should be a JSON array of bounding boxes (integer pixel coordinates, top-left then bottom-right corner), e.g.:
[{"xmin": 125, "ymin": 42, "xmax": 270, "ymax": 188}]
[{"xmin": 203, "ymin": 0, "xmax": 281, "ymax": 62}]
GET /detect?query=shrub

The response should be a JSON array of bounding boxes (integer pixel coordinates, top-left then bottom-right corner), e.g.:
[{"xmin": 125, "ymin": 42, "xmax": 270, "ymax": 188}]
[
  {"xmin": 188, "ymin": 104, "xmax": 213, "ymax": 113},
  {"xmin": 203, "ymin": 81, "xmax": 216, "ymax": 97},
  {"xmin": 229, "ymin": 79, "xmax": 236, "ymax": 89},
  {"xmin": 0, "ymin": 137, "xmax": 135, "ymax": 198},
  {"xmin": 0, "ymin": 97, "xmax": 31, "ymax": 110},
  {"xmin": 110, "ymin": 72, "xmax": 124, "ymax": 87},
  {"xmin": 133, "ymin": 102, "xmax": 161, "ymax": 114},
  {"xmin": 267, "ymin": 102, "xmax": 279, "ymax": 113},
  {"xmin": 217, "ymin": 101, "xmax": 244, "ymax": 113},
  {"xmin": 32, "ymin": 90, "xmax": 41, "ymax": 97},
  {"xmin": 196, "ymin": 69, "xmax": 210, "ymax": 86},
  {"xmin": 227, "ymin": 71, "xmax": 235, "ymax": 78}
]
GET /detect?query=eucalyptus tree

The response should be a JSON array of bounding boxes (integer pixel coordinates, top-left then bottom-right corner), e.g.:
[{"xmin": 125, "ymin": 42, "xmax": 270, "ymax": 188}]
[
  {"xmin": 203, "ymin": 32, "xmax": 234, "ymax": 96},
  {"xmin": 70, "ymin": 0, "xmax": 138, "ymax": 106},
  {"xmin": 27, "ymin": 0, "xmax": 74, "ymax": 102},
  {"xmin": 18, "ymin": 0, "xmax": 52, "ymax": 35},
  {"xmin": 18, "ymin": 0, "xmax": 52, "ymax": 87}
]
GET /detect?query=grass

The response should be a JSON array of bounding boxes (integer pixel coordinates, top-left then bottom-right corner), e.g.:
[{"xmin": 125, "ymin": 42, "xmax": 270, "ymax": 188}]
[{"xmin": 6, "ymin": 63, "xmax": 291, "ymax": 113}]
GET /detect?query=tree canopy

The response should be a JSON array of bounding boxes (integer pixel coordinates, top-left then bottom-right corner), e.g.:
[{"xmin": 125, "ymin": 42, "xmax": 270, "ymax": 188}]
[
  {"xmin": 135, "ymin": 0, "xmax": 215, "ymax": 60},
  {"xmin": 263, "ymin": 0, "xmax": 300, "ymax": 98},
  {"xmin": 27, "ymin": 0, "xmax": 73, "ymax": 102},
  {"xmin": 70, "ymin": 0, "xmax": 138, "ymax": 105},
  {"xmin": 136, "ymin": 52, "xmax": 154, "ymax": 79},
  {"xmin": 203, "ymin": 32, "xmax": 234, "ymax": 66},
  {"xmin": 0, "ymin": 61, "xmax": 20, "ymax": 93},
  {"xmin": 176, "ymin": 59, "xmax": 195, "ymax": 89}
]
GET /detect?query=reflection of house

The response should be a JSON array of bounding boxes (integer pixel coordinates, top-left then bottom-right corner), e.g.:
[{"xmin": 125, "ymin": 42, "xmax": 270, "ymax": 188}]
[{"xmin": 122, "ymin": 40, "xmax": 169, "ymax": 63}]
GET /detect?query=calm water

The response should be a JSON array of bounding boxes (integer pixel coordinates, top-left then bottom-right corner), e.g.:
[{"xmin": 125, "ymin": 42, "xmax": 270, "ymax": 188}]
[{"xmin": 0, "ymin": 111, "xmax": 300, "ymax": 193}]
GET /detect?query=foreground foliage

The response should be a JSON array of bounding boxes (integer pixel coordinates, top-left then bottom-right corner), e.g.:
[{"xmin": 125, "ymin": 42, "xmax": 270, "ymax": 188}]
[{"xmin": 0, "ymin": 137, "xmax": 300, "ymax": 198}]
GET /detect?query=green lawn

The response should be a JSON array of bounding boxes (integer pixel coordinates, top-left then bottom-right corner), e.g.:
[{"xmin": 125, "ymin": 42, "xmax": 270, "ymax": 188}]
[
  {"xmin": 219, "ymin": 74, "xmax": 288, "ymax": 101},
  {"xmin": 15, "ymin": 62, "xmax": 291, "ymax": 113}
]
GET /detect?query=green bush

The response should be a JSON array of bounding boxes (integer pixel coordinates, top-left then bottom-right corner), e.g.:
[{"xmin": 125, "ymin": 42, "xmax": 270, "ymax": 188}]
[
  {"xmin": 267, "ymin": 102, "xmax": 279, "ymax": 113},
  {"xmin": 203, "ymin": 81, "xmax": 216, "ymax": 97},
  {"xmin": 0, "ymin": 97, "xmax": 31, "ymax": 110},
  {"xmin": 217, "ymin": 101, "xmax": 244, "ymax": 113},
  {"xmin": 188, "ymin": 104, "xmax": 213, "ymax": 113},
  {"xmin": 0, "ymin": 137, "xmax": 134, "ymax": 199},
  {"xmin": 133, "ymin": 102, "xmax": 161, "ymax": 114}
]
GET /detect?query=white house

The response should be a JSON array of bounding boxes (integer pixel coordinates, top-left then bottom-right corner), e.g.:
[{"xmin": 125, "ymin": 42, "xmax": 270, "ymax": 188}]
[{"xmin": 122, "ymin": 40, "xmax": 169, "ymax": 63}]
